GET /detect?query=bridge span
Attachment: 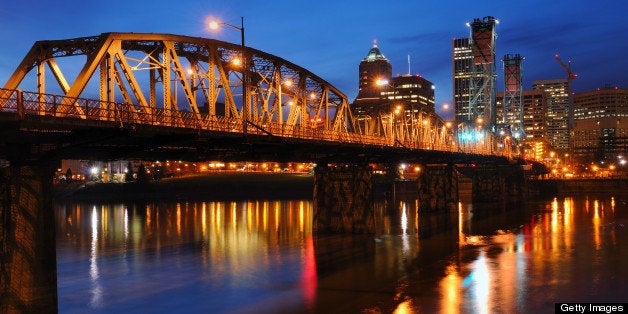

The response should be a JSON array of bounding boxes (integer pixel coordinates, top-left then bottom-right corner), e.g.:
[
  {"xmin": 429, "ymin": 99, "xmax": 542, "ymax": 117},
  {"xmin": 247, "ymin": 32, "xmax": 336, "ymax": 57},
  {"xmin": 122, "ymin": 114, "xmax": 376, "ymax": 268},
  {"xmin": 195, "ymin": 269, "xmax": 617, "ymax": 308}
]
[{"xmin": 0, "ymin": 33, "xmax": 530, "ymax": 313}]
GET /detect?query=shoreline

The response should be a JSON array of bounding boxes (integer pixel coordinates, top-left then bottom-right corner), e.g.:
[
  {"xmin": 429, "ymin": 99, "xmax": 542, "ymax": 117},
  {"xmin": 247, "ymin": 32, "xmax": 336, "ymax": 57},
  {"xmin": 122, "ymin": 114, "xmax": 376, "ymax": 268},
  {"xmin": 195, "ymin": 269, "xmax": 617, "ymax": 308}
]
[
  {"xmin": 55, "ymin": 173, "xmax": 628, "ymax": 203},
  {"xmin": 55, "ymin": 172, "xmax": 315, "ymax": 202}
]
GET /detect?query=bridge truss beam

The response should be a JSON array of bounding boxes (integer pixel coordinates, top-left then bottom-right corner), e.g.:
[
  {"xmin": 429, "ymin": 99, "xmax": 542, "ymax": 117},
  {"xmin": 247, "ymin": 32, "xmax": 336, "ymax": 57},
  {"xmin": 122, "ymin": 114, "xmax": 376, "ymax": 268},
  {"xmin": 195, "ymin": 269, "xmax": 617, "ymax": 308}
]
[{"xmin": 0, "ymin": 32, "xmax": 472, "ymax": 154}]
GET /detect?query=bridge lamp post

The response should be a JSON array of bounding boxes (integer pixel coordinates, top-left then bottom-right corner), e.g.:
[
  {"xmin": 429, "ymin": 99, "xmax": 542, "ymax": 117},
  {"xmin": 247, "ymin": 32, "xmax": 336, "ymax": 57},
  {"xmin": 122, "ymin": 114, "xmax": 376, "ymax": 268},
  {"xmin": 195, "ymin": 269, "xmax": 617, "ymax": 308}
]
[
  {"xmin": 376, "ymin": 79, "xmax": 399, "ymax": 145},
  {"xmin": 209, "ymin": 17, "xmax": 248, "ymax": 130}
]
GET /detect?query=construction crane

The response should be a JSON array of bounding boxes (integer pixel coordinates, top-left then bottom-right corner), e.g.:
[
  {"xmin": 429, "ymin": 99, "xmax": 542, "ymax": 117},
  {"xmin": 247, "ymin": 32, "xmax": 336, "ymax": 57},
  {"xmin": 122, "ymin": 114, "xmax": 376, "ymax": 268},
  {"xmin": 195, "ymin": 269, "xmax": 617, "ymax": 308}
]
[
  {"xmin": 554, "ymin": 54, "xmax": 578, "ymax": 81},
  {"xmin": 554, "ymin": 53, "xmax": 577, "ymax": 151}
]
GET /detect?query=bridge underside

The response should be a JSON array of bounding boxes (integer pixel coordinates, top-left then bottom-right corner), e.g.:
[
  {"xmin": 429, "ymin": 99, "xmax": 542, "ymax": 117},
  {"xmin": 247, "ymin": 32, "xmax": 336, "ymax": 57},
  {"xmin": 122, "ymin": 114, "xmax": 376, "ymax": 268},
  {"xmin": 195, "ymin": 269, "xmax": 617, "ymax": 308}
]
[{"xmin": 0, "ymin": 112, "xmax": 512, "ymax": 165}]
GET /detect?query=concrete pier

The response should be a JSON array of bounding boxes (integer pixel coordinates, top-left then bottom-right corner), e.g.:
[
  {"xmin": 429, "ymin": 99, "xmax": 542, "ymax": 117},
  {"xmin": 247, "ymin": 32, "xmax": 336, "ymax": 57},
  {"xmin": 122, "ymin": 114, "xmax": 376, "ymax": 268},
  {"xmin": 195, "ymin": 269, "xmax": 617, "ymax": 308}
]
[
  {"xmin": 313, "ymin": 164, "xmax": 375, "ymax": 234},
  {"xmin": 417, "ymin": 164, "xmax": 459, "ymax": 212},
  {"xmin": 416, "ymin": 164, "xmax": 459, "ymax": 238},
  {"xmin": 0, "ymin": 162, "xmax": 58, "ymax": 313}
]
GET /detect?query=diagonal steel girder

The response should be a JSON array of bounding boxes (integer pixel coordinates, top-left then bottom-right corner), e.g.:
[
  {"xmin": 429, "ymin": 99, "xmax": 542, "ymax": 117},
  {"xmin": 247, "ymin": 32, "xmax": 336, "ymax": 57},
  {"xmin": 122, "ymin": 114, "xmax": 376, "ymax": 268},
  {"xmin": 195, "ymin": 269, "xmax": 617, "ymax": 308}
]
[{"xmin": 2, "ymin": 32, "xmax": 352, "ymax": 135}]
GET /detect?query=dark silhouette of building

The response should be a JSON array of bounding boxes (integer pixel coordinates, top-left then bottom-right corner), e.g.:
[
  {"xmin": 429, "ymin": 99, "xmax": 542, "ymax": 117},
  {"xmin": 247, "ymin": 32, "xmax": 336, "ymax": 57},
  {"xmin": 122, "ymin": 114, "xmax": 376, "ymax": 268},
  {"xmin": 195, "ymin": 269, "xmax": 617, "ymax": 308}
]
[
  {"xmin": 385, "ymin": 75, "xmax": 435, "ymax": 114},
  {"xmin": 353, "ymin": 42, "xmax": 435, "ymax": 118},
  {"xmin": 353, "ymin": 41, "xmax": 392, "ymax": 117},
  {"xmin": 573, "ymin": 86, "xmax": 628, "ymax": 164}
]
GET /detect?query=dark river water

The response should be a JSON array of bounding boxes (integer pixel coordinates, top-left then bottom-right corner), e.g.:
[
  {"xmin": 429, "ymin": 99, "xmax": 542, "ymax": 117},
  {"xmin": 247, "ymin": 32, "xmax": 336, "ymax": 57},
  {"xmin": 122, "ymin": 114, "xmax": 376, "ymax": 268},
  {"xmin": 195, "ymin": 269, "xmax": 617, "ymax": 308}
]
[{"xmin": 55, "ymin": 194, "xmax": 628, "ymax": 313}]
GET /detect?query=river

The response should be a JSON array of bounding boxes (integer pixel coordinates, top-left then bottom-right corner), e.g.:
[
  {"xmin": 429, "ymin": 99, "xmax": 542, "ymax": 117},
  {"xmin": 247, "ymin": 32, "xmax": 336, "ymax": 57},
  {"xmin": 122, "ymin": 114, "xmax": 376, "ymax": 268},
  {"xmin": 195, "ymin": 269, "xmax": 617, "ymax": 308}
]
[{"xmin": 55, "ymin": 194, "xmax": 628, "ymax": 313}]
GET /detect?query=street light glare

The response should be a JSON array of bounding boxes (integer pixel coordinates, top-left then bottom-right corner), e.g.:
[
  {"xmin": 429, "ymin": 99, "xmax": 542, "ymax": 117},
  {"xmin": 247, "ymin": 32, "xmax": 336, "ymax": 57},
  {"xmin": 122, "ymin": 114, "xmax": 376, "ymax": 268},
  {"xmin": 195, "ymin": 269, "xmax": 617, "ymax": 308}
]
[
  {"xmin": 376, "ymin": 79, "xmax": 389, "ymax": 86},
  {"xmin": 209, "ymin": 21, "xmax": 220, "ymax": 30}
]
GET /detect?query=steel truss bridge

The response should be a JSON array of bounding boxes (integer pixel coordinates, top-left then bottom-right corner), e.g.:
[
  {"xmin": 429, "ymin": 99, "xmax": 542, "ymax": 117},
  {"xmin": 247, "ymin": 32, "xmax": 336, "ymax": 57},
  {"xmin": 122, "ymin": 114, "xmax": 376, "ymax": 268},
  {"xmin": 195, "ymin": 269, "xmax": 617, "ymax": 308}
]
[{"xmin": 0, "ymin": 32, "xmax": 499, "ymax": 162}]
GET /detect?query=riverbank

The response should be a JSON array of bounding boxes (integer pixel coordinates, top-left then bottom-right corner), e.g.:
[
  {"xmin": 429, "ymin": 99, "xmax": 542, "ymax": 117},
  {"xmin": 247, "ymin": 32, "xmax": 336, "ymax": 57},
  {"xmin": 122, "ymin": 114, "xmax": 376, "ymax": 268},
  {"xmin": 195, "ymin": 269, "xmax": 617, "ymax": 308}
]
[
  {"xmin": 528, "ymin": 178, "xmax": 628, "ymax": 196},
  {"xmin": 55, "ymin": 172, "xmax": 315, "ymax": 202}
]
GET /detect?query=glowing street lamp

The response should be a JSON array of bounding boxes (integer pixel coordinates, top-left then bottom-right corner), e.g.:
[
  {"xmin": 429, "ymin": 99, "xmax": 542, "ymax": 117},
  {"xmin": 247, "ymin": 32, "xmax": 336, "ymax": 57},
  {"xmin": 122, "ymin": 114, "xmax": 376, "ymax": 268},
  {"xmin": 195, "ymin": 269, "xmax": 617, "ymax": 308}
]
[{"xmin": 209, "ymin": 17, "xmax": 248, "ymax": 128}]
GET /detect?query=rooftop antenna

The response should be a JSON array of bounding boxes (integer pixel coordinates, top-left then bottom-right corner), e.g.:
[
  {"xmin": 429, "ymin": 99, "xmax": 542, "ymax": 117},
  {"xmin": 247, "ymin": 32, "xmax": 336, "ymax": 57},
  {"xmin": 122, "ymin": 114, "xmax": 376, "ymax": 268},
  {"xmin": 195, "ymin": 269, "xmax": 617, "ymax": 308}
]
[{"xmin": 407, "ymin": 54, "xmax": 411, "ymax": 75}]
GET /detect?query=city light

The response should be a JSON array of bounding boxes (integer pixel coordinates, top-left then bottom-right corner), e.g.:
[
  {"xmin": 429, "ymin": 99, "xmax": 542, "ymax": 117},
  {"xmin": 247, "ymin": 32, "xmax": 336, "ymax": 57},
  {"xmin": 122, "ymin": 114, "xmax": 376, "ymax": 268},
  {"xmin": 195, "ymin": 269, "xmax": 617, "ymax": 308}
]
[
  {"xmin": 376, "ymin": 78, "xmax": 389, "ymax": 86},
  {"xmin": 208, "ymin": 20, "xmax": 219, "ymax": 30},
  {"xmin": 458, "ymin": 130, "xmax": 485, "ymax": 142}
]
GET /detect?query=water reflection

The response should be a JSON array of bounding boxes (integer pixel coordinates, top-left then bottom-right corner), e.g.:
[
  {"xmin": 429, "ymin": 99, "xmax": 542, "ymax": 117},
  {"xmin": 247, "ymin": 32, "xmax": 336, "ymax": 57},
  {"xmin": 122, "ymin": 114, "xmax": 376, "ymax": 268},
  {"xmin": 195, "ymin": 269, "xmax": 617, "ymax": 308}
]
[
  {"xmin": 56, "ymin": 195, "xmax": 628, "ymax": 313},
  {"xmin": 423, "ymin": 194, "xmax": 628, "ymax": 313}
]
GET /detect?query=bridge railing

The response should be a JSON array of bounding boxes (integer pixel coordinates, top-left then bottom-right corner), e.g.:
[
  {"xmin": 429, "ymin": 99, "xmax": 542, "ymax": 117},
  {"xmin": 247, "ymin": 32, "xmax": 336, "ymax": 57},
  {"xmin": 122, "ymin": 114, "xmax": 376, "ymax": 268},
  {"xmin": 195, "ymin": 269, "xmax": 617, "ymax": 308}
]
[{"xmin": 1, "ymin": 88, "xmax": 505, "ymax": 156}]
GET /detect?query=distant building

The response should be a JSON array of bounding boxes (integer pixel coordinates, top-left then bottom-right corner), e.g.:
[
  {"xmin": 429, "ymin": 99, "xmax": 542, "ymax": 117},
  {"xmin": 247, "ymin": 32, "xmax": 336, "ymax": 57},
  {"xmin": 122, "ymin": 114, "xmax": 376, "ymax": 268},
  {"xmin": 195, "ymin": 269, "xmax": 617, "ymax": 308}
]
[
  {"xmin": 521, "ymin": 89, "xmax": 548, "ymax": 141},
  {"xmin": 496, "ymin": 89, "xmax": 548, "ymax": 160},
  {"xmin": 383, "ymin": 75, "xmax": 435, "ymax": 114},
  {"xmin": 532, "ymin": 79, "xmax": 571, "ymax": 152},
  {"xmin": 573, "ymin": 86, "xmax": 628, "ymax": 163},
  {"xmin": 353, "ymin": 42, "xmax": 392, "ymax": 117},
  {"xmin": 452, "ymin": 38, "xmax": 473, "ymax": 125},
  {"xmin": 353, "ymin": 42, "xmax": 435, "ymax": 118},
  {"xmin": 497, "ymin": 89, "xmax": 547, "ymax": 141}
]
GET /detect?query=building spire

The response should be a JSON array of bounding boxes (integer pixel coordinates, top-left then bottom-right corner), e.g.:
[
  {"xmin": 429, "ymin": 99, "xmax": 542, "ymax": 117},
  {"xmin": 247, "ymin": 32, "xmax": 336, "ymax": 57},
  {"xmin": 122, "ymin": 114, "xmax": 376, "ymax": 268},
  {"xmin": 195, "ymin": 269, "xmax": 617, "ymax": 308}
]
[{"xmin": 365, "ymin": 40, "xmax": 387, "ymax": 61}]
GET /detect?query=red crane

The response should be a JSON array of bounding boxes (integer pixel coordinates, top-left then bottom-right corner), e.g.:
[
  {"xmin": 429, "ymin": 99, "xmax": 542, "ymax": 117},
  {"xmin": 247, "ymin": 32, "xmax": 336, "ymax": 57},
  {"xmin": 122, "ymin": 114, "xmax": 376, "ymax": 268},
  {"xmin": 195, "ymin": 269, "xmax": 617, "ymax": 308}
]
[
  {"xmin": 554, "ymin": 54, "xmax": 578, "ymax": 81},
  {"xmin": 554, "ymin": 53, "xmax": 577, "ymax": 144}
]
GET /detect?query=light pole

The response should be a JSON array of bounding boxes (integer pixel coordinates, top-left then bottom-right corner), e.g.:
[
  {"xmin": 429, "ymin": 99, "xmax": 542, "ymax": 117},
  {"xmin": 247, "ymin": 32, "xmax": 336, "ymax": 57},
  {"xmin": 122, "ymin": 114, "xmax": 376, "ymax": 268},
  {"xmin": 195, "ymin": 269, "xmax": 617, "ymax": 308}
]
[{"xmin": 209, "ymin": 17, "xmax": 247, "ymax": 132}]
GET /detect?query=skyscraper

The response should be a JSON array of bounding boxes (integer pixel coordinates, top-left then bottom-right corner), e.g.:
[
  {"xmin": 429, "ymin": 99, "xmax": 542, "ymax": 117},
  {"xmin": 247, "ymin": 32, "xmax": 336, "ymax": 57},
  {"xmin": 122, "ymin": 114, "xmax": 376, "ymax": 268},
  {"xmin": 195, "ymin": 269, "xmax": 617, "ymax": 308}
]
[
  {"xmin": 384, "ymin": 75, "xmax": 435, "ymax": 114},
  {"xmin": 573, "ymin": 86, "xmax": 628, "ymax": 163},
  {"xmin": 353, "ymin": 41, "xmax": 392, "ymax": 117},
  {"xmin": 353, "ymin": 42, "xmax": 435, "ymax": 117},
  {"xmin": 533, "ymin": 79, "xmax": 571, "ymax": 152},
  {"xmin": 452, "ymin": 38, "xmax": 473, "ymax": 124}
]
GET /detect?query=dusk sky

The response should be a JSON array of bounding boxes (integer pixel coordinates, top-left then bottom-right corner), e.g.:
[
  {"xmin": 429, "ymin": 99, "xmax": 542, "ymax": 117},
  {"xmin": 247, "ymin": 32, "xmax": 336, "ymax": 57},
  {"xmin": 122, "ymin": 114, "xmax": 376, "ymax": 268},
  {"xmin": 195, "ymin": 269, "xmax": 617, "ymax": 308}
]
[{"xmin": 1, "ymin": 0, "xmax": 627, "ymax": 119}]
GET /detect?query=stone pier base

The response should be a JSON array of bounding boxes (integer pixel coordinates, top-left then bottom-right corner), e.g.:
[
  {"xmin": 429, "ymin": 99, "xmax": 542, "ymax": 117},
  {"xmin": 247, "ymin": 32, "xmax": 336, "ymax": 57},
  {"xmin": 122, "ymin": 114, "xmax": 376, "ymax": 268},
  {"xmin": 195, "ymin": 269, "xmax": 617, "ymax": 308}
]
[
  {"xmin": 313, "ymin": 164, "xmax": 375, "ymax": 234},
  {"xmin": 416, "ymin": 164, "xmax": 459, "ymax": 238},
  {"xmin": 470, "ymin": 164, "xmax": 524, "ymax": 207},
  {"xmin": 1, "ymin": 163, "xmax": 58, "ymax": 313},
  {"xmin": 418, "ymin": 164, "xmax": 459, "ymax": 212}
]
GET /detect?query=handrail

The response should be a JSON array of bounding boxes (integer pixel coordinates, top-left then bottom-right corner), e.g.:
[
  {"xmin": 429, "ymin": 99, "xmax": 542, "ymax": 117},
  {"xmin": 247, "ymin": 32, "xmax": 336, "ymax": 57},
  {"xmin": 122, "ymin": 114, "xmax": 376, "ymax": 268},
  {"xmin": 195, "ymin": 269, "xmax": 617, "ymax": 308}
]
[{"xmin": 0, "ymin": 88, "xmax": 503, "ymax": 156}]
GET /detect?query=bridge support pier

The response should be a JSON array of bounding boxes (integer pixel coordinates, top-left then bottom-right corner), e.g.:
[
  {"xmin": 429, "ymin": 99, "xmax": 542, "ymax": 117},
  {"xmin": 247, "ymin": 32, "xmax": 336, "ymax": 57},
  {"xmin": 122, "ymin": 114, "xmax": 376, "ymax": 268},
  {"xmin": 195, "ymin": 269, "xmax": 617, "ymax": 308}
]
[
  {"xmin": 417, "ymin": 164, "xmax": 459, "ymax": 238},
  {"xmin": 313, "ymin": 164, "xmax": 375, "ymax": 234},
  {"xmin": 1, "ymin": 161, "xmax": 58, "ymax": 313},
  {"xmin": 471, "ymin": 164, "xmax": 524, "ymax": 206}
]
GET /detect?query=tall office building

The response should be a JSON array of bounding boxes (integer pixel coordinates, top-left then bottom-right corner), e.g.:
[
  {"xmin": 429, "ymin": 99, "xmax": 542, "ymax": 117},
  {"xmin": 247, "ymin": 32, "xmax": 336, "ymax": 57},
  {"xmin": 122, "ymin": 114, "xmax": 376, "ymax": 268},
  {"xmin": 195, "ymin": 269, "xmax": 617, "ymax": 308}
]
[
  {"xmin": 573, "ymin": 86, "xmax": 628, "ymax": 163},
  {"xmin": 353, "ymin": 42, "xmax": 392, "ymax": 116},
  {"xmin": 533, "ymin": 79, "xmax": 571, "ymax": 152},
  {"xmin": 522, "ymin": 90, "xmax": 548, "ymax": 141},
  {"xmin": 354, "ymin": 42, "xmax": 435, "ymax": 117},
  {"xmin": 382, "ymin": 75, "xmax": 435, "ymax": 114},
  {"xmin": 452, "ymin": 38, "xmax": 473, "ymax": 124}
]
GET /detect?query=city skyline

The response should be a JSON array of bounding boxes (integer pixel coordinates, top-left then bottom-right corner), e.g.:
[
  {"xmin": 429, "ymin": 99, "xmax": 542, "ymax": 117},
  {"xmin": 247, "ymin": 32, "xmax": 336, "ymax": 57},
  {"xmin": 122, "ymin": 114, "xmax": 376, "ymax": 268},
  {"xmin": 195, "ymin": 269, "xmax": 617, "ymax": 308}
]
[{"xmin": 1, "ymin": 0, "xmax": 627, "ymax": 120}]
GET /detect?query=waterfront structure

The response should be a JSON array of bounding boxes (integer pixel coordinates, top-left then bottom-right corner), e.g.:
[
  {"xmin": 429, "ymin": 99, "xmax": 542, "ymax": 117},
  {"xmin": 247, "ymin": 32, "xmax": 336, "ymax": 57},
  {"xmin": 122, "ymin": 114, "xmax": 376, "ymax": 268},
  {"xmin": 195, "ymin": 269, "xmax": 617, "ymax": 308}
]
[
  {"xmin": 573, "ymin": 86, "xmax": 628, "ymax": 163},
  {"xmin": 500, "ymin": 54, "xmax": 524, "ymax": 138},
  {"xmin": 353, "ymin": 41, "xmax": 392, "ymax": 117},
  {"xmin": 452, "ymin": 38, "xmax": 473, "ymax": 124},
  {"xmin": 467, "ymin": 16, "xmax": 498, "ymax": 128},
  {"xmin": 496, "ymin": 89, "xmax": 548, "ymax": 160},
  {"xmin": 532, "ymin": 79, "xmax": 571, "ymax": 152}
]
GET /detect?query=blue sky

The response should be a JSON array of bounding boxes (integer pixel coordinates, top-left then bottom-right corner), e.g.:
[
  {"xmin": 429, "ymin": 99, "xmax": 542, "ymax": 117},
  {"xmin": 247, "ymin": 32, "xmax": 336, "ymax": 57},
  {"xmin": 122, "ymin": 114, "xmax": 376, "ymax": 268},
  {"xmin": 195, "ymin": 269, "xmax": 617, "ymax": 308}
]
[{"xmin": 1, "ymin": 0, "xmax": 627, "ymax": 119}]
